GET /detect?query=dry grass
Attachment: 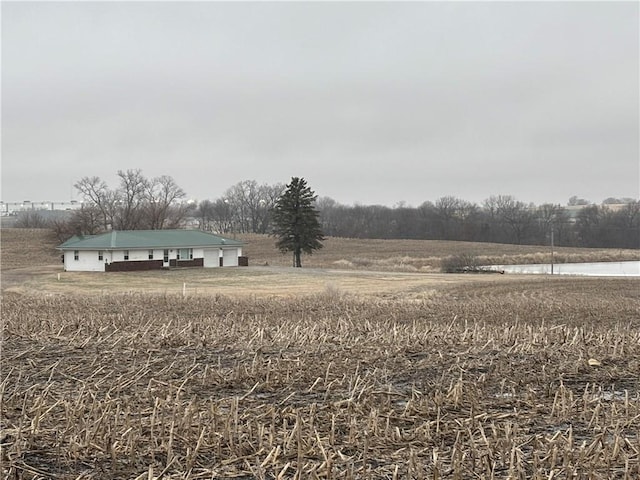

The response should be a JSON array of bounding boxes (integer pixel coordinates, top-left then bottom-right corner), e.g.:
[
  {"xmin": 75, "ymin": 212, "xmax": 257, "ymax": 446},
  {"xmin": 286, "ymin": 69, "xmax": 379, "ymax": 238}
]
[
  {"xmin": 238, "ymin": 234, "xmax": 639, "ymax": 272},
  {"xmin": 1, "ymin": 229, "xmax": 638, "ymax": 275},
  {"xmin": 2, "ymin": 279, "xmax": 639, "ymax": 479},
  {"xmin": 2, "ymin": 228, "xmax": 639, "ymax": 478},
  {"xmin": 0, "ymin": 228, "xmax": 60, "ymax": 271},
  {"xmin": 3, "ymin": 264, "xmax": 520, "ymax": 299}
]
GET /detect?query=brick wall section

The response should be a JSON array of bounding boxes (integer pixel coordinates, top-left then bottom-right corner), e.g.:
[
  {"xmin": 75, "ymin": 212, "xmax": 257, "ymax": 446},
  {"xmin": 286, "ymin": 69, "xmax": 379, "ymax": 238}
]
[
  {"xmin": 169, "ymin": 258, "xmax": 204, "ymax": 268},
  {"xmin": 106, "ymin": 260, "xmax": 164, "ymax": 272},
  {"xmin": 106, "ymin": 258, "xmax": 206, "ymax": 271}
]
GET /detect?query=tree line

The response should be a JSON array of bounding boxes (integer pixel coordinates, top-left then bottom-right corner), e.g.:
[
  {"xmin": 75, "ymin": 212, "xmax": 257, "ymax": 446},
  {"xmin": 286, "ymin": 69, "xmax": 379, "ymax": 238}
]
[
  {"xmin": 316, "ymin": 195, "xmax": 639, "ymax": 249},
  {"xmin": 14, "ymin": 170, "xmax": 639, "ymax": 249}
]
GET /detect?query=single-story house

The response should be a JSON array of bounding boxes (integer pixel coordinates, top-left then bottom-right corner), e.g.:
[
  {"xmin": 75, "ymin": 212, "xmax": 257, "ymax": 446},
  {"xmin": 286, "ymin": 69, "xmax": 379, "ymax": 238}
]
[{"xmin": 57, "ymin": 229, "xmax": 245, "ymax": 272}]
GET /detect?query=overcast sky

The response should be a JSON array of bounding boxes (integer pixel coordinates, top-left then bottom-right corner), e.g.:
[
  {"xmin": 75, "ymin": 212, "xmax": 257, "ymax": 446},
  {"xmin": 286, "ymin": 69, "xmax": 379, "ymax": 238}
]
[{"xmin": 2, "ymin": 1, "xmax": 638, "ymax": 207}]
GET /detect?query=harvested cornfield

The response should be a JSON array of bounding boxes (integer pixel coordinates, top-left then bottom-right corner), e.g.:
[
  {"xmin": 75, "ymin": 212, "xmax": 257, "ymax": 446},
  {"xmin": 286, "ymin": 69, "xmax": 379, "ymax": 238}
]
[{"xmin": 2, "ymin": 278, "xmax": 639, "ymax": 479}]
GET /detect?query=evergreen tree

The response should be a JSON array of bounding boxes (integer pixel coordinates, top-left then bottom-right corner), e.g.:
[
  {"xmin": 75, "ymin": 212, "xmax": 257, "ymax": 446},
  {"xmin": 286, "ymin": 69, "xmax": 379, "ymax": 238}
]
[{"xmin": 272, "ymin": 177, "xmax": 324, "ymax": 267}]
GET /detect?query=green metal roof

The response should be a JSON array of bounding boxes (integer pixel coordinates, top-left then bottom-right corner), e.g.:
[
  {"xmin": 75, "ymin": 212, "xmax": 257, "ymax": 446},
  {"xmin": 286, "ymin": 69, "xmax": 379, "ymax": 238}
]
[{"xmin": 57, "ymin": 229, "xmax": 243, "ymax": 250}]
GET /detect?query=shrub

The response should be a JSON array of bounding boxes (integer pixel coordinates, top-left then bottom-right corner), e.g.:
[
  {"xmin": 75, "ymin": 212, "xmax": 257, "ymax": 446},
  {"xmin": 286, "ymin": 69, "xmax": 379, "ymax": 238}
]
[{"xmin": 440, "ymin": 253, "xmax": 480, "ymax": 273}]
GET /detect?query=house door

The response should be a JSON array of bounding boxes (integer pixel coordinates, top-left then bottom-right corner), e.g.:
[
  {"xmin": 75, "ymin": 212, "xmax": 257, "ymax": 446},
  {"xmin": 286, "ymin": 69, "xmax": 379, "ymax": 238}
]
[{"xmin": 163, "ymin": 249, "xmax": 170, "ymax": 267}]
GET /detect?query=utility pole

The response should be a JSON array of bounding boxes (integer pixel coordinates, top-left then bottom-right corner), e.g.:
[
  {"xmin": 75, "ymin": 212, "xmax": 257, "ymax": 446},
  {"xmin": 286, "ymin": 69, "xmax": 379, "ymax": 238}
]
[{"xmin": 550, "ymin": 227, "xmax": 555, "ymax": 275}]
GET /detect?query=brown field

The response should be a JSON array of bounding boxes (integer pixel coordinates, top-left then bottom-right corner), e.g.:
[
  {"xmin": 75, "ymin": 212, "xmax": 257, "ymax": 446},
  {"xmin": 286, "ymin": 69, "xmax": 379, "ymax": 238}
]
[
  {"xmin": 2, "ymin": 228, "xmax": 639, "ymax": 275},
  {"xmin": 2, "ymin": 228, "xmax": 640, "ymax": 478},
  {"xmin": 238, "ymin": 233, "xmax": 640, "ymax": 272}
]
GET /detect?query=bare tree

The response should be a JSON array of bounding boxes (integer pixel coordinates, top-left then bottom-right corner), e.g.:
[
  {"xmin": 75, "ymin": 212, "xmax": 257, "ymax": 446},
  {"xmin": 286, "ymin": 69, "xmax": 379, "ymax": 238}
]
[
  {"xmin": 316, "ymin": 196, "xmax": 340, "ymax": 236},
  {"xmin": 50, "ymin": 204, "xmax": 103, "ymax": 241},
  {"xmin": 73, "ymin": 170, "xmax": 188, "ymax": 232},
  {"xmin": 617, "ymin": 201, "xmax": 640, "ymax": 228},
  {"xmin": 433, "ymin": 196, "xmax": 479, "ymax": 240},
  {"xmin": 162, "ymin": 202, "xmax": 192, "ymax": 229},
  {"xmin": 195, "ymin": 199, "xmax": 216, "ymax": 231},
  {"xmin": 223, "ymin": 180, "xmax": 284, "ymax": 233},
  {"xmin": 575, "ymin": 205, "xmax": 601, "ymax": 247},
  {"xmin": 13, "ymin": 211, "xmax": 48, "ymax": 228},
  {"xmin": 74, "ymin": 176, "xmax": 117, "ymax": 230},
  {"xmin": 256, "ymin": 183, "xmax": 285, "ymax": 233},
  {"xmin": 609, "ymin": 201, "xmax": 640, "ymax": 248},
  {"xmin": 143, "ymin": 175, "xmax": 187, "ymax": 229},
  {"xmin": 211, "ymin": 199, "xmax": 235, "ymax": 233},
  {"xmin": 113, "ymin": 169, "xmax": 147, "ymax": 230},
  {"xmin": 224, "ymin": 181, "xmax": 251, "ymax": 233},
  {"xmin": 534, "ymin": 203, "xmax": 564, "ymax": 244},
  {"xmin": 485, "ymin": 195, "xmax": 534, "ymax": 244}
]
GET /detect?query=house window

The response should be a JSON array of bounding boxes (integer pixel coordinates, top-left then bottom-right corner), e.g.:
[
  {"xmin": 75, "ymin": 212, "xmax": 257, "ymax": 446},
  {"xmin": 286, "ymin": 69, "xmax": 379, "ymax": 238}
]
[
  {"xmin": 163, "ymin": 250, "xmax": 169, "ymax": 263},
  {"xmin": 74, "ymin": 250, "xmax": 79, "ymax": 261},
  {"xmin": 148, "ymin": 250, "xmax": 154, "ymax": 260},
  {"xmin": 124, "ymin": 250, "xmax": 129, "ymax": 261},
  {"xmin": 98, "ymin": 251, "xmax": 103, "ymax": 261},
  {"xmin": 178, "ymin": 248, "xmax": 192, "ymax": 260}
]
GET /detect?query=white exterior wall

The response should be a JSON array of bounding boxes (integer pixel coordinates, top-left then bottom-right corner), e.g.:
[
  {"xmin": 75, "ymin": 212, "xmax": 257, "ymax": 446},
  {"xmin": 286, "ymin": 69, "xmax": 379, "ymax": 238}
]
[
  {"xmin": 109, "ymin": 249, "xmax": 153, "ymax": 262},
  {"xmin": 63, "ymin": 250, "xmax": 105, "ymax": 272},
  {"xmin": 62, "ymin": 245, "xmax": 243, "ymax": 271},
  {"xmin": 129, "ymin": 250, "xmax": 149, "ymax": 261}
]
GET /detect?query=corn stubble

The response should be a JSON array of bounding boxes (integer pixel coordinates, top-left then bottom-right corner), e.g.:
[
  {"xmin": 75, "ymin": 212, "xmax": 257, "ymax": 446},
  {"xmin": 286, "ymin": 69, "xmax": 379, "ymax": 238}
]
[{"xmin": 2, "ymin": 279, "xmax": 639, "ymax": 479}]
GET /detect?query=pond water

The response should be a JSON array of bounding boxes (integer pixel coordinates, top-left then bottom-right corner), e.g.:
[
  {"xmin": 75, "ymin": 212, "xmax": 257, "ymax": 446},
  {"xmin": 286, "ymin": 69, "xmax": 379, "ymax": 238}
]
[{"xmin": 488, "ymin": 261, "xmax": 640, "ymax": 277}]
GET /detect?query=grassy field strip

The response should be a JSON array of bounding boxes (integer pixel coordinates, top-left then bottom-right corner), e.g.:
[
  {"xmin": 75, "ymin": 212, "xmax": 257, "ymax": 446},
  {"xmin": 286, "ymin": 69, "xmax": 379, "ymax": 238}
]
[
  {"xmin": 3, "ymin": 265, "xmax": 520, "ymax": 298},
  {"xmin": 2, "ymin": 229, "xmax": 639, "ymax": 274}
]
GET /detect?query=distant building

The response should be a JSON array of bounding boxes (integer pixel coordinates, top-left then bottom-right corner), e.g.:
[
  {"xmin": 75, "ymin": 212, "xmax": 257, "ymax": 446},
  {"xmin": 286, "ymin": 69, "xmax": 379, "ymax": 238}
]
[
  {"xmin": 563, "ymin": 202, "xmax": 638, "ymax": 223},
  {"xmin": 57, "ymin": 229, "xmax": 245, "ymax": 272},
  {"xmin": 1, "ymin": 200, "xmax": 83, "ymax": 216}
]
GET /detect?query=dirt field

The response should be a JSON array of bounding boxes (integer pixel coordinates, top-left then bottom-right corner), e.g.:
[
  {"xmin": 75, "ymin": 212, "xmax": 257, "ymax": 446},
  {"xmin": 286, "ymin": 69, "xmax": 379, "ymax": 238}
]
[{"xmin": 2, "ymin": 228, "xmax": 640, "ymax": 478}]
